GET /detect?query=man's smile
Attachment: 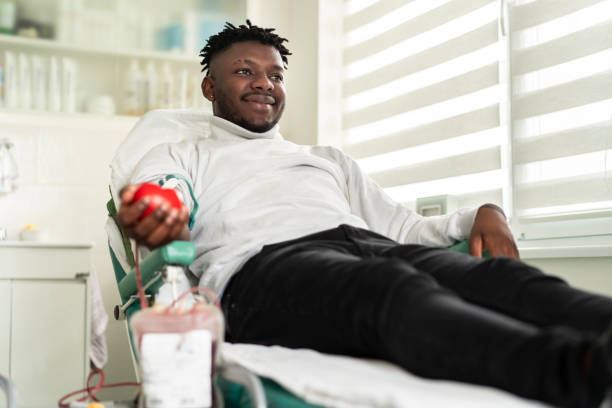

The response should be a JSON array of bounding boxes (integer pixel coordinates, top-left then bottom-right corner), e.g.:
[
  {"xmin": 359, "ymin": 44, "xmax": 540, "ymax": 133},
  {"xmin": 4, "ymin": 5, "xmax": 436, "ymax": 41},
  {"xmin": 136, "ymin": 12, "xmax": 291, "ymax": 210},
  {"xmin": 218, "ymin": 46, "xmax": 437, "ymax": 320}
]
[{"xmin": 242, "ymin": 93, "xmax": 275, "ymax": 109}]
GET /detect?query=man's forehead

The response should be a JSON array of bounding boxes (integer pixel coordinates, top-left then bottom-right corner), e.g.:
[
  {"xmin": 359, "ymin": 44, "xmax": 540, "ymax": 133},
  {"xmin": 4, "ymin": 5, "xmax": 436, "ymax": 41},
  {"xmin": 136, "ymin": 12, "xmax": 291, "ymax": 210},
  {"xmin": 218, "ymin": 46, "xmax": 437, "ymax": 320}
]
[
  {"xmin": 211, "ymin": 41, "xmax": 284, "ymax": 70},
  {"xmin": 230, "ymin": 58, "xmax": 284, "ymax": 71}
]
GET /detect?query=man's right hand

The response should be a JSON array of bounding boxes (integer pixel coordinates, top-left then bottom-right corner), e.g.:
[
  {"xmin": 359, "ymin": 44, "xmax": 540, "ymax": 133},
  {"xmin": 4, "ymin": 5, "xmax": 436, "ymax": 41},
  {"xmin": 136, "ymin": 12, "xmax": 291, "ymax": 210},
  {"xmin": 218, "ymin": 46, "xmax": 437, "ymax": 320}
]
[{"xmin": 117, "ymin": 184, "xmax": 191, "ymax": 249}]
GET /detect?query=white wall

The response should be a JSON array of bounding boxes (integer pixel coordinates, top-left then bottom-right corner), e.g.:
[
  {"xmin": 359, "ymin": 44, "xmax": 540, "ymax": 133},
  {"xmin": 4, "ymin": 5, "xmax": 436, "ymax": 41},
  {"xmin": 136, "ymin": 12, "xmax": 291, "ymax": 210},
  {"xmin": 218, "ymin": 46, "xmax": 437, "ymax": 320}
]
[
  {"xmin": 247, "ymin": 0, "xmax": 343, "ymax": 147},
  {"xmin": 247, "ymin": 0, "xmax": 319, "ymax": 145},
  {"xmin": 525, "ymin": 257, "xmax": 612, "ymax": 296},
  {"xmin": 0, "ymin": 112, "xmax": 140, "ymax": 399}
]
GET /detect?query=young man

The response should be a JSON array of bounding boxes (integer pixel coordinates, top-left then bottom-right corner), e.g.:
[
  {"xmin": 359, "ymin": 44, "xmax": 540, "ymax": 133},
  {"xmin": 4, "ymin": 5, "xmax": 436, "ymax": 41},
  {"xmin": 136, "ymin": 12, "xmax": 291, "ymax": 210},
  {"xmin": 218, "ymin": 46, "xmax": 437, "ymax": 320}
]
[{"xmin": 117, "ymin": 21, "xmax": 612, "ymax": 408}]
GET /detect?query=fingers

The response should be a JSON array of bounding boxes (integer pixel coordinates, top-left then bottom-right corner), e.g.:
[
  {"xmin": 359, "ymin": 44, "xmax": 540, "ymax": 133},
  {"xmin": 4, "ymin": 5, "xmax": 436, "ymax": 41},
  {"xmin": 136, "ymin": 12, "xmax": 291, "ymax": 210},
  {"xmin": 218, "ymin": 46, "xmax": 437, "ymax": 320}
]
[
  {"xmin": 146, "ymin": 219, "xmax": 175, "ymax": 248},
  {"xmin": 116, "ymin": 183, "xmax": 191, "ymax": 249},
  {"xmin": 117, "ymin": 196, "xmax": 150, "ymax": 230},
  {"xmin": 133, "ymin": 202, "xmax": 170, "ymax": 238},
  {"xmin": 469, "ymin": 234, "xmax": 483, "ymax": 258},
  {"xmin": 128, "ymin": 205, "xmax": 189, "ymax": 248},
  {"xmin": 120, "ymin": 184, "xmax": 139, "ymax": 204},
  {"xmin": 117, "ymin": 183, "xmax": 148, "ymax": 230},
  {"xmin": 511, "ymin": 242, "xmax": 520, "ymax": 259},
  {"xmin": 168, "ymin": 208, "xmax": 189, "ymax": 239},
  {"xmin": 470, "ymin": 207, "xmax": 520, "ymax": 259},
  {"xmin": 470, "ymin": 232, "xmax": 520, "ymax": 259},
  {"xmin": 481, "ymin": 236, "xmax": 520, "ymax": 259}
]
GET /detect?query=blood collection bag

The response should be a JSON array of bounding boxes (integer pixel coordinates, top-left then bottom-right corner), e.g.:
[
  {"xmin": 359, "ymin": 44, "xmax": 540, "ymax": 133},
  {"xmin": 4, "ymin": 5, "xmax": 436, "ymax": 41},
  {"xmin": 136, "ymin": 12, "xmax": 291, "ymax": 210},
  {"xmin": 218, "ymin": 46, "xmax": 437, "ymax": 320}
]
[{"xmin": 130, "ymin": 301, "xmax": 224, "ymax": 408}]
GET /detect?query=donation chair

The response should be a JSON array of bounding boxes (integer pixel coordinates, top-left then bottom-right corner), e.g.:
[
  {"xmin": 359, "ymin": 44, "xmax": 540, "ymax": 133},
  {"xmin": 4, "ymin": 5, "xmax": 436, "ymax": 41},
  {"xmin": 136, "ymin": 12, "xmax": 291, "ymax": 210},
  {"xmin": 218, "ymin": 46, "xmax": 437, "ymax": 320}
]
[{"xmin": 106, "ymin": 109, "xmax": 513, "ymax": 408}]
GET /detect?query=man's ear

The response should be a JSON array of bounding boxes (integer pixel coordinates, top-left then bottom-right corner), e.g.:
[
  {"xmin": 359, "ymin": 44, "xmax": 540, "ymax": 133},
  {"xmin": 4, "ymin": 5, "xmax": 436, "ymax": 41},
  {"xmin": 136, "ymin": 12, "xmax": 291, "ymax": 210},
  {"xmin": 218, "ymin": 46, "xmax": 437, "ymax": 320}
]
[{"xmin": 202, "ymin": 76, "xmax": 215, "ymax": 102}]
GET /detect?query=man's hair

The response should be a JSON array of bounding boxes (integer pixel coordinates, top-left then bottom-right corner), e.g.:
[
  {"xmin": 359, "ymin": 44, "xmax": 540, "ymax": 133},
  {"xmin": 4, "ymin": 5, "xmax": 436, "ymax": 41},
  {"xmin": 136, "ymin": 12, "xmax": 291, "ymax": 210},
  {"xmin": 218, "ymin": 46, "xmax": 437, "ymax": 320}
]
[{"xmin": 199, "ymin": 20, "xmax": 291, "ymax": 74}]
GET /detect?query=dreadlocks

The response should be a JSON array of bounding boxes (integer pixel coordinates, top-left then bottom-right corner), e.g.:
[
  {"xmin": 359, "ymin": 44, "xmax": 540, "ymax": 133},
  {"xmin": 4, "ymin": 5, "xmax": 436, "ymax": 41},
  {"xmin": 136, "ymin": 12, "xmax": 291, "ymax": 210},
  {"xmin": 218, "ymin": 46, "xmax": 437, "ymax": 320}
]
[{"xmin": 199, "ymin": 20, "xmax": 291, "ymax": 75}]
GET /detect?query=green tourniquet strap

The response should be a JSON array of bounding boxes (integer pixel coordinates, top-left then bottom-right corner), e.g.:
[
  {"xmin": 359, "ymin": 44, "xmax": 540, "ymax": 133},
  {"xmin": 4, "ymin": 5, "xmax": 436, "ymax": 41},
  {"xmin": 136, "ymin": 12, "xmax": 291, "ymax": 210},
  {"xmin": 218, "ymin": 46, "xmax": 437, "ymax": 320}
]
[
  {"xmin": 163, "ymin": 174, "xmax": 199, "ymax": 230},
  {"xmin": 117, "ymin": 241, "xmax": 196, "ymax": 303},
  {"xmin": 448, "ymin": 239, "xmax": 490, "ymax": 258},
  {"xmin": 107, "ymin": 186, "xmax": 136, "ymax": 267}
]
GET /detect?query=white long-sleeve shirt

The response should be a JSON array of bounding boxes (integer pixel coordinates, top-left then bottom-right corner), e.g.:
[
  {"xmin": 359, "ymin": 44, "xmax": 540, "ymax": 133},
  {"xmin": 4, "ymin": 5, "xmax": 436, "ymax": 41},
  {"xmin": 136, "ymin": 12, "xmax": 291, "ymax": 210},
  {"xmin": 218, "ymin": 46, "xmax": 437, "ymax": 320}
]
[{"xmin": 131, "ymin": 115, "xmax": 478, "ymax": 295}]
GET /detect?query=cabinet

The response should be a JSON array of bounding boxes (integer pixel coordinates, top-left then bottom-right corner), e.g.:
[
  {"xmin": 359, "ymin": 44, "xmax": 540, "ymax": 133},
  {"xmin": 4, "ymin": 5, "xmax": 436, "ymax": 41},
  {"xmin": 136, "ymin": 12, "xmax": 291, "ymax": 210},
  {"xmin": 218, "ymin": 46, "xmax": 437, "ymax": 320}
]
[
  {"xmin": 0, "ymin": 0, "xmax": 246, "ymax": 118},
  {"xmin": 0, "ymin": 242, "xmax": 92, "ymax": 408}
]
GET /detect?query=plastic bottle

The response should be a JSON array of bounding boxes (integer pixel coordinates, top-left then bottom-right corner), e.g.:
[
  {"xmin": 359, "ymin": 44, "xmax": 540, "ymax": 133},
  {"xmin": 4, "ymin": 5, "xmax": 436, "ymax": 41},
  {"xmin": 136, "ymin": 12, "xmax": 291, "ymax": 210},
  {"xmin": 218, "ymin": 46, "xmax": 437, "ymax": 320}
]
[
  {"xmin": 0, "ymin": 61, "xmax": 4, "ymax": 108},
  {"xmin": 56, "ymin": 0, "xmax": 73, "ymax": 43},
  {"xmin": 48, "ymin": 56, "xmax": 62, "ymax": 112},
  {"xmin": 158, "ymin": 62, "xmax": 173, "ymax": 109},
  {"xmin": 31, "ymin": 55, "xmax": 46, "ymax": 111},
  {"xmin": 18, "ymin": 53, "xmax": 31, "ymax": 110},
  {"xmin": 3, "ymin": 51, "xmax": 16, "ymax": 109},
  {"xmin": 61, "ymin": 57, "xmax": 77, "ymax": 113},
  {"xmin": 130, "ymin": 302, "xmax": 223, "ymax": 408},
  {"xmin": 177, "ymin": 69, "xmax": 188, "ymax": 109},
  {"xmin": 141, "ymin": 15, "xmax": 154, "ymax": 51},
  {"xmin": 123, "ymin": 59, "xmax": 142, "ymax": 115},
  {"xmin": 183, "ymin": 11, "xmax": 197, "ymax": 56},
  {"xmin": 142, "ymin": 60, "xmax": 157, "ymax": 113},
  {"xmin": 191, "ymin": 75, "xmax": 204, "ymax": 108}
]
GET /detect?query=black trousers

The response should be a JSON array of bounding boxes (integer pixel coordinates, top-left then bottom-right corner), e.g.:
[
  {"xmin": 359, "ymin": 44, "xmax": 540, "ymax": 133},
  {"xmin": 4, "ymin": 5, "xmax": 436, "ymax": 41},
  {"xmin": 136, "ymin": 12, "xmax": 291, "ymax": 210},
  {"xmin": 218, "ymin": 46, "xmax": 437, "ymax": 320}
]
[{"xmin": 221, "ymin": 224, "xmax": 612, "ymax": 407}]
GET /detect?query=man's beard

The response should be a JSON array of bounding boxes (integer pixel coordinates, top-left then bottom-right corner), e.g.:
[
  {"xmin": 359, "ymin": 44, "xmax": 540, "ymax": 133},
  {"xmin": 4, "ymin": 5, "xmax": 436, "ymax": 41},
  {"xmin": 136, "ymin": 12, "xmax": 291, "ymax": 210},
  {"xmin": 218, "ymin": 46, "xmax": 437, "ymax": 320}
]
[
  {"xmin": 234, "ymin": 118, "xmax": 276, "ymax": 133},
  {"xmin": 213, "ymin": 96, "xmax": 282, "ymax": 133}
]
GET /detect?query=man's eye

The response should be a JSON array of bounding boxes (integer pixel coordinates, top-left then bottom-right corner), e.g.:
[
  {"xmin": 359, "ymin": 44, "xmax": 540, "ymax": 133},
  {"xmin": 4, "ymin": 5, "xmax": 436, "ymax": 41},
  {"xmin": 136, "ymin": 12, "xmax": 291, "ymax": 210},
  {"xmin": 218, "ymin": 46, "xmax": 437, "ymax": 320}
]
[
  {"xmin": 270, "ymin": 74, "xmax": 284, "ymax": 82},
  {"xmin": 236, "ymin": 69, "xmax": 251, "ymax": 75}
]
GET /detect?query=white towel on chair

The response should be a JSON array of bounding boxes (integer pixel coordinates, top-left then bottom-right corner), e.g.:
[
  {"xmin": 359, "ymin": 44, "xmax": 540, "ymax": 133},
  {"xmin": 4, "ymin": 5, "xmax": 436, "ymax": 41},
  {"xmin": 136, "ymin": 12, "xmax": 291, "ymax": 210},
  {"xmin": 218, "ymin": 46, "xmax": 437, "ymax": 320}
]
[
  {"xmin": 220, "ymin": 343, "xmax": 547, "ymax": 408},
  {"xmin": 89, "ymin": 264, "xmax": 108, "ymax": 368}
]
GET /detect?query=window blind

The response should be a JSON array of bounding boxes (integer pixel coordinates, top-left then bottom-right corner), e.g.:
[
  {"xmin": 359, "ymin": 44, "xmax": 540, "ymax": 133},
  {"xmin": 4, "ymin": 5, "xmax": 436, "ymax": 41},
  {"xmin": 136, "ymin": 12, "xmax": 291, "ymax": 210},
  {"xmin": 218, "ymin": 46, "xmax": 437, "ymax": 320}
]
[
  {"xmin": 341, "ymin": 0, "xmax": 612, "ymax": 239},
  {"xmin": 510, "ymin": 0, "xmax": 612, "ymax": 238},
  {"xmin": 341, "ymin": 0, "xmax": 506, "ymax": 212}
]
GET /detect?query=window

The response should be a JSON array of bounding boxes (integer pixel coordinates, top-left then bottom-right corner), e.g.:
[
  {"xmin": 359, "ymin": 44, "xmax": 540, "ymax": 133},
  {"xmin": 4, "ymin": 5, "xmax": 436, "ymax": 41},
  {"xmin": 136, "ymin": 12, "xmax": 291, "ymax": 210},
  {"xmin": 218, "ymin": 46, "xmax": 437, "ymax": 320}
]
[
  {"xmin": 341, "ymin": 0, "xmax": 612, "ymax": 240},
  {"xmin": 510, "ymin": 0, "xmax": 612, "ymax": 239}
]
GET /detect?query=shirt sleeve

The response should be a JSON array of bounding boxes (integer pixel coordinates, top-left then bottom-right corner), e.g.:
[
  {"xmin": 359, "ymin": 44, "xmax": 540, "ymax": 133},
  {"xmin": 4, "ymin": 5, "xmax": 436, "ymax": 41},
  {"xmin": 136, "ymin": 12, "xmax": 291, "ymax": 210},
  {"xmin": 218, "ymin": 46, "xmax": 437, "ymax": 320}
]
[
  {"xmin": 316, "ymin": 146, "xmax": 478, "ymax": 246},
  {"xmin": 130, "ymin": 141, "xmax": 200, "ymax": 228}
]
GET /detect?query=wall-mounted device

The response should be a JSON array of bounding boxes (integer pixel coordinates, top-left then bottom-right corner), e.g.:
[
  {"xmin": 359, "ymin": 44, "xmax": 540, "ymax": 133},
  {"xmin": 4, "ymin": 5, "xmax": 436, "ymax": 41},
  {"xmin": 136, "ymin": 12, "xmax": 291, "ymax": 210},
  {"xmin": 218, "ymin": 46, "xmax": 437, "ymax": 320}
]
[{"xmin": 416, "ymin": 195, "xmax": 458, "ymax": 217}]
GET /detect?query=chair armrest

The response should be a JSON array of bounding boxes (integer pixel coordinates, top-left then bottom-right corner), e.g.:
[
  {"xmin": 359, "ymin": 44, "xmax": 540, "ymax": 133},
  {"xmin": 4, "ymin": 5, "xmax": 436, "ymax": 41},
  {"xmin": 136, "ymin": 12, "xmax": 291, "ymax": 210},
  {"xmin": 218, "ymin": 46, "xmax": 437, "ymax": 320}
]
[
  {"xmin": 217, "ymin": 364, "xmax": 268, "ymax": 408},
  {"xmin": 117, "ymin": 241, "xmax": 196, "ymax": 303},
  {"xmin": 448, "ymin": 239, "xmax": 490, "ymax": 258}
]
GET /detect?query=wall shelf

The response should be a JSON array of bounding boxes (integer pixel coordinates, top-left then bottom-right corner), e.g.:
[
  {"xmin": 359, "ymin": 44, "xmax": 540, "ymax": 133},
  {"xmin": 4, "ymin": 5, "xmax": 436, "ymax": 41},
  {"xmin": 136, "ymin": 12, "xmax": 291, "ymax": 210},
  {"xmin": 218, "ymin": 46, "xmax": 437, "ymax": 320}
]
[
  {"xmin": 0, "ymin": 108, "xmax": 140, "ymax": 130},
  {"xmin": 0, "ymin": 33, "xmax": 199, "ymax": 63}
]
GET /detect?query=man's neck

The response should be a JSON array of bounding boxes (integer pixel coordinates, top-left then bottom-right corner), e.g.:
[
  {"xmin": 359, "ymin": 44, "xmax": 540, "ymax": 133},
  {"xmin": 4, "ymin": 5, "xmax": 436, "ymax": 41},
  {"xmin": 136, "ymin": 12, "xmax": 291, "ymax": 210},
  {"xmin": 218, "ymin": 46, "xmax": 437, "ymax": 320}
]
[{"xmin": 210, "ymin": 115, "xmax": 280, "ymax": 140}]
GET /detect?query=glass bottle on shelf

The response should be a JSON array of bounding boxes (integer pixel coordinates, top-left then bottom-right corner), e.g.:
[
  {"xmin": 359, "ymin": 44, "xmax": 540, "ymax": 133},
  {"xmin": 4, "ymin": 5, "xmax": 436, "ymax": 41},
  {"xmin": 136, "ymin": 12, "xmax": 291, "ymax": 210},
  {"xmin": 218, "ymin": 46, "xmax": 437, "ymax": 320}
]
[{"xmin": 123, "ymin": 59, "xmax": 142, "ymax": 116}]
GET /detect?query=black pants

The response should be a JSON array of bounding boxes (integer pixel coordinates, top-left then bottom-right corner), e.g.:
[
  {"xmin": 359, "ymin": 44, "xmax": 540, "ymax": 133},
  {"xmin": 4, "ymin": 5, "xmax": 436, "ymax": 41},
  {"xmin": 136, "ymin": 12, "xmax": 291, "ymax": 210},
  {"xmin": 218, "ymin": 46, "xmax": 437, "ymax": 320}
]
[{"xmin": 221, "ymin": 224, "xmax": 612, "ymax": 407}]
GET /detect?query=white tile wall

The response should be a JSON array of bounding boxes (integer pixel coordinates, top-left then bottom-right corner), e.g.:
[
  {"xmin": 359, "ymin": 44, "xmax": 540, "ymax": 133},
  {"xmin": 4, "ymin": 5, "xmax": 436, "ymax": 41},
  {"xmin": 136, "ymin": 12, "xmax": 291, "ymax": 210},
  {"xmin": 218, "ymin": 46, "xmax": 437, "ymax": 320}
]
[
  {"xmin": 0, "ymin": 113, "xmax": 137, "ymax": 240},
  {"xmin": 0, "ymin": 111, "xmax": 140, "ymax": 399},
  {"xmin": 5, "ymin": 120, "xmax": 39, "ymax": 186}
]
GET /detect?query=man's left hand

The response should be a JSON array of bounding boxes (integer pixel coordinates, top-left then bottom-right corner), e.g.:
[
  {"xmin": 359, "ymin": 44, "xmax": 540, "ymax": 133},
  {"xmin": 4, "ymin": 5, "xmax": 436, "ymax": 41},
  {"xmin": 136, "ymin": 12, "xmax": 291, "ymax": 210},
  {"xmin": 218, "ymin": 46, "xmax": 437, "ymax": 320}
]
[{"xmin": 469, "ymin": 204, "xmax": 519, "ymax": 259}]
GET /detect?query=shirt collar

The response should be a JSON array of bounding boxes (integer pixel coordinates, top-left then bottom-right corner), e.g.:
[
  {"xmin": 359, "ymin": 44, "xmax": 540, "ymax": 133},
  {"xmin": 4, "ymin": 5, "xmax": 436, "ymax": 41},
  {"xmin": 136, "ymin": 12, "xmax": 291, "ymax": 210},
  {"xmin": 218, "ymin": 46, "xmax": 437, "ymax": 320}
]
[{"xmin": 210, "ymin": 115, "xmax": 282, "ymax": 141}]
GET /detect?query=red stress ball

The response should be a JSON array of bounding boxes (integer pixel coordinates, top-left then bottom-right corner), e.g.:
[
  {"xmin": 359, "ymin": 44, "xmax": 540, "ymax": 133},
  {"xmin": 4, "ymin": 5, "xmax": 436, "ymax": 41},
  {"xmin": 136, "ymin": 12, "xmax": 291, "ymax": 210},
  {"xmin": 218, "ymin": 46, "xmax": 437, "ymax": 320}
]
[{"xmin": 132, "ymin": 183, "xmax": 183, "ymax": 220}]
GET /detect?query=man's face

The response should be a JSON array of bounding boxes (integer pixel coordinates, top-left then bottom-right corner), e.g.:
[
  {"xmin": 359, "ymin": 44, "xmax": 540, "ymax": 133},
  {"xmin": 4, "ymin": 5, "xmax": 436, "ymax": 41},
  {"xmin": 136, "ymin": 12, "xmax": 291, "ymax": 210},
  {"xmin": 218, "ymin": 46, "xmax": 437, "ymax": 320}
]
[{"xmin": 202, "ymin": 41, "xmax": 286, "ymax": 133}]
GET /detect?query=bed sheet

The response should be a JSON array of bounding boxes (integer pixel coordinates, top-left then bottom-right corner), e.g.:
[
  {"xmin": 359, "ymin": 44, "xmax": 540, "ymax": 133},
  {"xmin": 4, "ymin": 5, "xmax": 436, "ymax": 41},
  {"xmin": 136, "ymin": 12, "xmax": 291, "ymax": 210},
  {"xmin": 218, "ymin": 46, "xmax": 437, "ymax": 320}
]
[{"xmin": 220, "ymin": 343, "xmax": 548, "ymax": 408}]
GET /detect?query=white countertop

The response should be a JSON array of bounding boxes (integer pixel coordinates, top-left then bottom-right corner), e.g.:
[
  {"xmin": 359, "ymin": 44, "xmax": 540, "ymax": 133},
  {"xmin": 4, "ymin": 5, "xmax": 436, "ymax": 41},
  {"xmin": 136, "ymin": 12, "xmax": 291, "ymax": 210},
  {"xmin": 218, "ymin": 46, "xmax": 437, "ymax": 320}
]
[{"xmin": 0, "ymin": 241, "xmax": 94, "ymax": 249}]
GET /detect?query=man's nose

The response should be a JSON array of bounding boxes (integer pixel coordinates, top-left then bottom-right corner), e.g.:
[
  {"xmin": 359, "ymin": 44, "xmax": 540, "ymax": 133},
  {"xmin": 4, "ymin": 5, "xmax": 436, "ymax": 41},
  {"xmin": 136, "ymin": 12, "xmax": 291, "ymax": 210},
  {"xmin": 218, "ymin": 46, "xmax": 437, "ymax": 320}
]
[{"xmin": 251, "ymin": 73, "xmax": 273, "ymax": 90}]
